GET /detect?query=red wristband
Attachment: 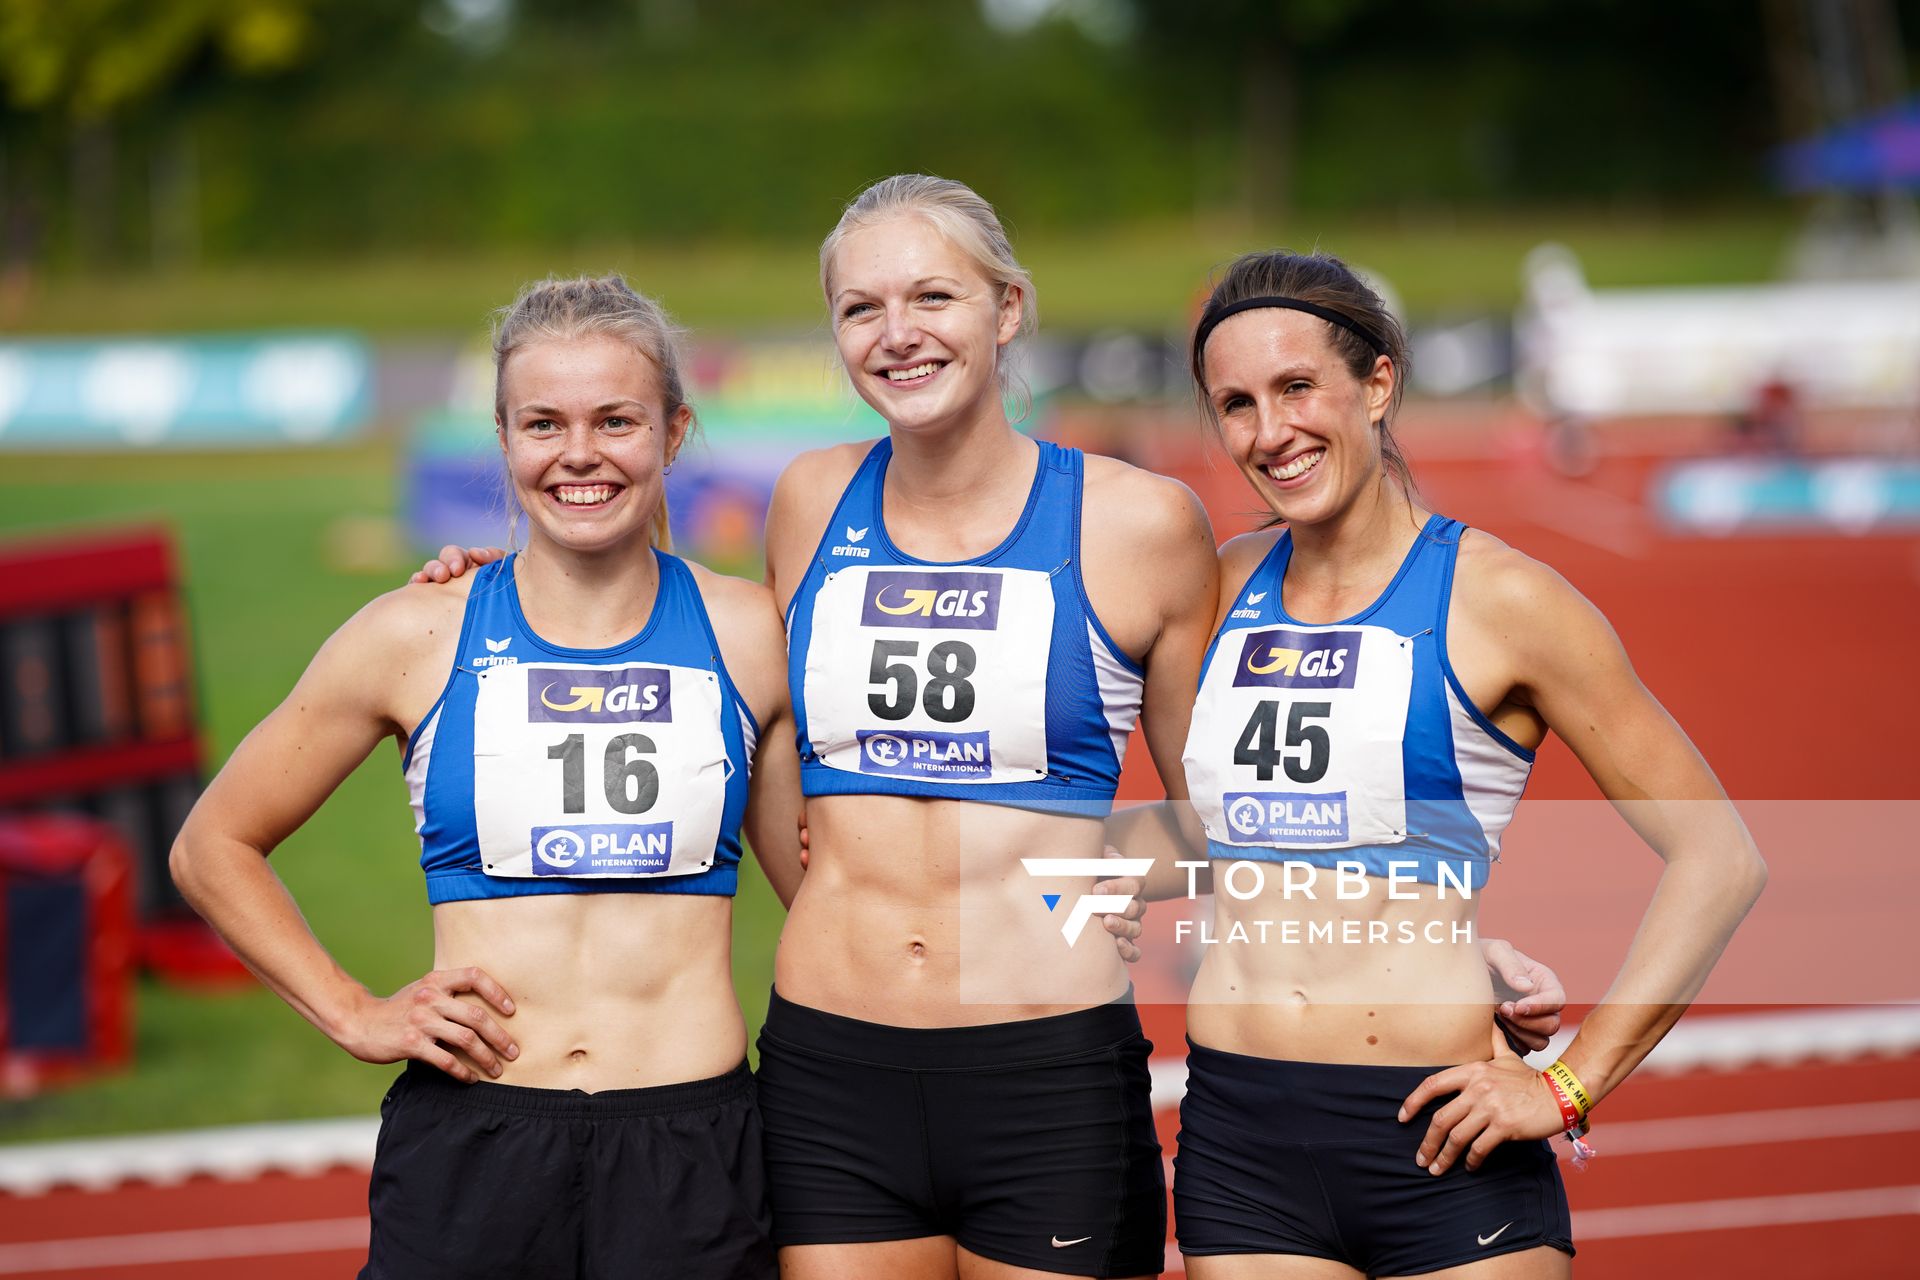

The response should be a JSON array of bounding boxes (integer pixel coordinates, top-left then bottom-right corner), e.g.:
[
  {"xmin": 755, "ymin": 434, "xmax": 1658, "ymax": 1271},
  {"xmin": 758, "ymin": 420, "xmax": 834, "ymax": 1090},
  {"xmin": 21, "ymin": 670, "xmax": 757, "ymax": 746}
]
[
  {"xmin": 1542, "ymin": 1071, "xmax": 1597, "ymax": 1169},
  {"xmin": 1543, "ymin": 1071, "xmax": 1583, "ymax": 1132}
]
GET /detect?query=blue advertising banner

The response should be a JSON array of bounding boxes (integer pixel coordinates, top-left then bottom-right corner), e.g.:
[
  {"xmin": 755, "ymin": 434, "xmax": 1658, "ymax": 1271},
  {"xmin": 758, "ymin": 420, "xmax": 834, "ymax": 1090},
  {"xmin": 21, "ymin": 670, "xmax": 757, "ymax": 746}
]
[
  {"xmin": 0, "ymin": 336, "xmax": 372, "ymax": 449},
  {"xmin": 1655, "ymin": 458, "xmax": 1920, "ymax": 533}
]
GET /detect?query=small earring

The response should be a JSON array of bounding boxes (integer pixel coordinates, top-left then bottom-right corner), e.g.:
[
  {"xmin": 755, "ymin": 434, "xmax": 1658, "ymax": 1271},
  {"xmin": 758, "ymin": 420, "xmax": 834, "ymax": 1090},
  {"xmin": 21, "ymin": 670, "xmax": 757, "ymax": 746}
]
[{"xmin": 664, "ymin": 460, "xmax": 675, "ymax": 475}]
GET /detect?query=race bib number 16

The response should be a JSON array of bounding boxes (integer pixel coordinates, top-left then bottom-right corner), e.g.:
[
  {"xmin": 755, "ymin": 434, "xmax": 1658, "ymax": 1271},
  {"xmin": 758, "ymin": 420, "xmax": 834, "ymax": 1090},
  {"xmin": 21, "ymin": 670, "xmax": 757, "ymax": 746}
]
[{"xmin": 471, "ymin": 661, "xmax": 728, "ymax": 878}]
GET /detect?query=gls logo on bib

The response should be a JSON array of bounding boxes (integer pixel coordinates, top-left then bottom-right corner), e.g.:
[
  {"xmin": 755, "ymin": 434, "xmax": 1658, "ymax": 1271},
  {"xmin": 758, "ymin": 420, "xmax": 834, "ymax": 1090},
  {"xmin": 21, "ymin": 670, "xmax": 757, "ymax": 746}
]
[
  {"xmin": 528, "ymin": 666, "xmax": 673, "ymax": 723},
  {"xmin": 859, "ymin": 570, "xmax": 1001, "ymax": 630},
  {"xmin": 1232, "ymin": 628, "xmax": 1363, "ymax": 690}
]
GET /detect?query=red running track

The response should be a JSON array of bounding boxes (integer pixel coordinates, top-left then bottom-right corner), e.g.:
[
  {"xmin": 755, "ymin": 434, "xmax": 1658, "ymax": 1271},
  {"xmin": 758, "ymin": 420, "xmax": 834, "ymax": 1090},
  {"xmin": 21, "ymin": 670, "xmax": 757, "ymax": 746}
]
[{"xmin": 6, "ymin": 1049, "xmax": 1918, "ymax": 1279}]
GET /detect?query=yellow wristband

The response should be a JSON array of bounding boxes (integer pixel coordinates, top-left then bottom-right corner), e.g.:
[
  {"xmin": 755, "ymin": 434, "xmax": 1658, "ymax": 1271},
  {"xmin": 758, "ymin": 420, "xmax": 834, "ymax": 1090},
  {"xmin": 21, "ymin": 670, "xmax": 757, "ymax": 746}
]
[{"xmin": 1544, "ymin": 1060, "xmax": 1593, "ymax": 1117}]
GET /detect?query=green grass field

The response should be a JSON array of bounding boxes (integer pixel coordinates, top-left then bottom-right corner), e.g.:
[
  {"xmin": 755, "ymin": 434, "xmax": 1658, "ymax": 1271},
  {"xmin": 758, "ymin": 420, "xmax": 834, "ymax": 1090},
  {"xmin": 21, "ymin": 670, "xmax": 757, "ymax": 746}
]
[
  {"xmin": 9, "ymin": 207, "xmax": 1796, "ymax": 336},
  {"xmin": 0, "ymin": 444, "xmax": 786, "ymax": 1143}
]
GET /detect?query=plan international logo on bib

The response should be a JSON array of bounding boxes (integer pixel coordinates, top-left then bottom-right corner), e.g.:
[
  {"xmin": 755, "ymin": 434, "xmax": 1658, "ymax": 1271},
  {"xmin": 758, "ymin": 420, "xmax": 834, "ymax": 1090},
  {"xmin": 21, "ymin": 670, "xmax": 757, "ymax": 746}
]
[
  {"xmin": 1225, "ymin": 791, "xmax": 1350, "ymax": 843},
  {"xmin": 527, "ymin": 666, "xmax": 673, "ymax": 724},
  {"xmin": 531, "ymin": 822, "xmax": 674, "ymax": 875},
  {"xmin": 860, "ymin": 570, "xmax": 1001, "ymax": 630},
  {"xmin": 1233, "ymin": 628, "xmax": 1362, "ymax": 690},
  {"xmin": 857, "ymin": 728, "xmax": 992, "ymax": 779}
]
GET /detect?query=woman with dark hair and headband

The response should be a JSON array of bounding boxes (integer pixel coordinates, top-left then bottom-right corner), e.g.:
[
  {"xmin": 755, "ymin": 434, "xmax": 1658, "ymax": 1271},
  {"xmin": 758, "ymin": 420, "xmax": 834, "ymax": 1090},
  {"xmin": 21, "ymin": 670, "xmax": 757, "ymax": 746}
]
[{"xmin": 1115, "ymin": 251, "xmax": 1765, "ymax": 1278}]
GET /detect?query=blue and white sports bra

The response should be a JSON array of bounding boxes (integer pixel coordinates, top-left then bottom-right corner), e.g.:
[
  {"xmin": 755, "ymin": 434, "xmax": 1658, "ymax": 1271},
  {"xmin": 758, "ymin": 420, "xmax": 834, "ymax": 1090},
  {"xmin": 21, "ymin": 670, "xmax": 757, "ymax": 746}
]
[
  {"xmin": 406, "ymin": 551, "xmax": 756, "ymax": 904},
  {"xmin": 1183, "ymin": 515, "xmax": 1533, "ymax": 888},
  {"xmin": 785, "ymin": 438, "xmax": 1144, "ymax": 818}
]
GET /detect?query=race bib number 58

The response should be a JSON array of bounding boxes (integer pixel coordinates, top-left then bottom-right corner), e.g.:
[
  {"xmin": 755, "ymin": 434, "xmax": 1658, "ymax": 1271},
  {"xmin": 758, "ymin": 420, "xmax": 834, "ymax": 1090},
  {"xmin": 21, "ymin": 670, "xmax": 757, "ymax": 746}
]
[{"xmin": 804, "ymin": 566, "xmax": 1054, "ymax": 785}]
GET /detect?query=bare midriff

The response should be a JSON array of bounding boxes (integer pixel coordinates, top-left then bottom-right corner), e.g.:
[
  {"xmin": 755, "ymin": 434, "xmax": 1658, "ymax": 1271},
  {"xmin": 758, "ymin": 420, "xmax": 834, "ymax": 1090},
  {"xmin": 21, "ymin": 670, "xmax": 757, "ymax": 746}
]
[
  {"xmin": 433, "ymin": 892, "xmax": 742, "ymax": 1090},
  {"xmin": 776, "ymin": 793, "xmax": 1131, "ymax": 1027},
  {"xmin": 1186, "ymin": 867, "xmax": 1496, "ymax": 1068}
]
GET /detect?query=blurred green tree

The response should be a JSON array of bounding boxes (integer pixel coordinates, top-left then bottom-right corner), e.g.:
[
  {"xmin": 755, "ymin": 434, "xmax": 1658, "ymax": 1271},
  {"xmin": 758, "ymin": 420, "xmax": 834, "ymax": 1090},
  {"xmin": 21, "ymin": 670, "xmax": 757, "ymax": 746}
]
[
  {"xmin": 1131, "ymin": 0, "xmax": 1372, "ymax": 222},
  {"xmin": 0, "ymin": 0, "xmax": 319, "ymax": 277},
  {"xmin": 0, "ymin": 0, "xmax": 1895, "ymax": 280}
]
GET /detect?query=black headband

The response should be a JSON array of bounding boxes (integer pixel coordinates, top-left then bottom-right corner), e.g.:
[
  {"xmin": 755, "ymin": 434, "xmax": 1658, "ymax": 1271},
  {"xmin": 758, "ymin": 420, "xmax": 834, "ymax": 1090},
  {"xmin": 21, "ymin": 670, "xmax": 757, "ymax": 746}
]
[{"xmin": 1193, "ymin": 296, "xmax": 1386, "ymax": 360}]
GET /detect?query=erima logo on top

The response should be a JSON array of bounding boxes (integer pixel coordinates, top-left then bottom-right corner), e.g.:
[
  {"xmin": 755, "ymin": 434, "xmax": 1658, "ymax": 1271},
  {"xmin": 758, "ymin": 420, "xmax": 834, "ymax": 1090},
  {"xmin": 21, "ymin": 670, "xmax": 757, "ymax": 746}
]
[
  {"xmin": 860, "ymin": 570, "xmax": 1001, "ymax": 630},
  {"xmin": 527, "ymin": 666, "xmax": 673, "ymax": 724},
  {"xmin": 831, "ymin": 525, "xmax": 871, "ymax": 559},
  {"xmin": 1233, "ymin": 627, "xmax": 1362, "ymax": 689},
  {"xmin": 474, "ymin": 636, "xmax": 518, "ymax": 668}
]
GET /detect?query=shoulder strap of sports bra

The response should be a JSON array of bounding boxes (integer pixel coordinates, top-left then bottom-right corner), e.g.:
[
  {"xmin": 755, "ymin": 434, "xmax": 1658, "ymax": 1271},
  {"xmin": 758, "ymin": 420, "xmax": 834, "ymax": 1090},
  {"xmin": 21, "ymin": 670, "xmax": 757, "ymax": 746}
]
[
  {"xmin": 1384, "ymin": 513, "xmax": 1462, "ymax": 628},
  {"xmin": 844, "ymin": 438, "xmax": 892, "ymax": 541},
  {"xmin": 1054, "ymin": 440, "xmax": 1087, "ymax": 566},
  {"xmin": 652, "ymin": 549, "xmax": 709, "ymax": 645},
  {"xmin": 798, "ymin": 439, "xmax": 891, "ymax": 570},
  {"xmin": 460, "ymin": 555, "xmax": 514, "ymax": 631}
]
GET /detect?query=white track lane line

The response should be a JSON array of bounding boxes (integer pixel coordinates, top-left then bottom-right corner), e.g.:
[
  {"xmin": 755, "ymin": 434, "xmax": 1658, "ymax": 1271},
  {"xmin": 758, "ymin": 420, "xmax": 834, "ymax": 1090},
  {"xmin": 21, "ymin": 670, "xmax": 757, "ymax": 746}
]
[
  {"xmin": 1574, "ymin": 1185, "xmax": 1920, "ymax": 1240},
  {"xmin": 0, "ymin": 1117, "xmax": 378, "ymax": 1196},
  {"xmin": 0, "ymin": 1217, "xmax": 367, "ymax": 1274},
  {"xmin": 1581, "ymin": 1099, "xmax": 1920, "ymax": 1155}
]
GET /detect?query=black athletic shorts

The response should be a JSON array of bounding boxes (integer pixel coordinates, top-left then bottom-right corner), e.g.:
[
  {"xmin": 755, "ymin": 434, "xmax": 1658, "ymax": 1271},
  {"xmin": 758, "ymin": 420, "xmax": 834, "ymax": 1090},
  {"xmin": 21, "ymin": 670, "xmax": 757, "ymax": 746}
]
[
  {"xmin": 1174, "ymin": 1040, "xmax": 1574, "ymax": 1275},
  {"xmin": 360, "ymin": 1059, "xmax": 775, "ymax": 1280},
  {"xmin": 755, "ymin": 988, "xmax": 1166, "ymax": 1277}
]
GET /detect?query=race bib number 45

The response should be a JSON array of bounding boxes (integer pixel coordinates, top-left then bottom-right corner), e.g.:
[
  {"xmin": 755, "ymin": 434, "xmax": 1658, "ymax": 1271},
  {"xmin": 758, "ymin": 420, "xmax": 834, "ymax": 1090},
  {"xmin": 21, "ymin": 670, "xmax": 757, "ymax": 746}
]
[
  {"xmin": 804, "ymin": 566, "xmax": 1054, "ymax": 785},
  {"xmin": 1184, "ymin": 622, "xmax": 1412, "ymax": 848},
  {"xmin": 471, "ymin": 661, "xmax": 729, "ymax": 878}
]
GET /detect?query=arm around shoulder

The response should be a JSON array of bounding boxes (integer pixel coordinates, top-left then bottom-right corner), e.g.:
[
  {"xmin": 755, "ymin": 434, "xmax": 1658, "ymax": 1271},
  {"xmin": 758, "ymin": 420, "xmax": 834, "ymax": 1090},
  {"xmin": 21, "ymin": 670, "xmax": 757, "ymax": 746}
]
[{"xmin": 684, "ymin": 563, "xmax": 805, "ymax": 908}]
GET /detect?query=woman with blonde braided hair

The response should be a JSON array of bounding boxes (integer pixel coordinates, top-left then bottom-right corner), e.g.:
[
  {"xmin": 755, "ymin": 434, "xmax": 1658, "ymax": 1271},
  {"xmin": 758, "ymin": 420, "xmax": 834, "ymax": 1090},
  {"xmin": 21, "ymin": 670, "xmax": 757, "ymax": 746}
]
[{"xmin": 173, "ymin": 275, "xmax": 801, "ymax": 1279}]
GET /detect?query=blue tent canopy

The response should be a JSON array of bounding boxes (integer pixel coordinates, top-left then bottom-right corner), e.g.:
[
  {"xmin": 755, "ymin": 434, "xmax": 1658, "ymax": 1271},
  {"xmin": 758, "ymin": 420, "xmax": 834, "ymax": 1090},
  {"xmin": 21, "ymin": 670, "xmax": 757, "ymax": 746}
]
[{"xmin": 1776, "ymin": 96, "xmax": 1920, "ymax": 192}]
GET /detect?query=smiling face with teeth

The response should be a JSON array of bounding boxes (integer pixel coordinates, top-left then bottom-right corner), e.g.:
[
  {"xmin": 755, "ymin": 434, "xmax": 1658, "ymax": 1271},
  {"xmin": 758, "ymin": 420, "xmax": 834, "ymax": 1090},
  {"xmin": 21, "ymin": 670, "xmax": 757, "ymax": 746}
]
[
  {"xmin": 496, "ymin": 335, "xmax": 690, "ymax": 556},
  {"xmin": 825, "ymin": 215, "xmax": 1025, "ymax": 439},
  {"xmin": 1201, "ymin": 307, "xmax": 1397, "ymax": 531}
]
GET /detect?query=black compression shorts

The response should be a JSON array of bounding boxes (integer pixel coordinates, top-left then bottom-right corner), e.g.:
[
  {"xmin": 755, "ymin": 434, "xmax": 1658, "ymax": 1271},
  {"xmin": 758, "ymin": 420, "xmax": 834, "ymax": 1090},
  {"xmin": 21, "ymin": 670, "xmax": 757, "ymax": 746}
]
[
  {"xmin": 755, "ymin": 988, "xmax": 1166, "ymax": 1277},
  {"xmin": 360, "ymin": 1059, "xmax": 775, "ymax": 1280},
  {"xmin": 1174, "ymin": 1040, "xmax": 1574, "ymax": 1274}
]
